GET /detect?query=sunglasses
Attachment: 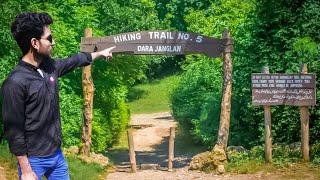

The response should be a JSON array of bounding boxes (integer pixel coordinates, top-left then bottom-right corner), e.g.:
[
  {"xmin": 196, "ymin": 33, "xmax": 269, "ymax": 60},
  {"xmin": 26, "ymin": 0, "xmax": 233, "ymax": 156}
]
[{"xmin": 40, "ymin": 34, "xmax": 53, "ymax": 43}]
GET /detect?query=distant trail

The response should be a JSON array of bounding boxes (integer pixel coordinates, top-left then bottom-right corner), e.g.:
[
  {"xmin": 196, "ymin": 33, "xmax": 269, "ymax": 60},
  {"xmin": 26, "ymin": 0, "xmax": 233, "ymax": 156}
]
[{"xmin": 129, "ymin": 112, "xmax": 177, "ymax": 152}]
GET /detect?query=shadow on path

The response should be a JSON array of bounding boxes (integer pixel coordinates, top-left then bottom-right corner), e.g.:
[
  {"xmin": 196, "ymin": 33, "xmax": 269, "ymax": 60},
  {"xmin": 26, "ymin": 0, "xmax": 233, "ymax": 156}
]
[{"xmin": 107, "ymin": 126, "xmax": 207, "ymax": 172}]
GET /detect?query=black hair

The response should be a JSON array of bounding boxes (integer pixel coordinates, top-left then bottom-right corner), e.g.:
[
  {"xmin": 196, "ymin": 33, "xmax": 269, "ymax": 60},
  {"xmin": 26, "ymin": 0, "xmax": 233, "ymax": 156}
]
[{"xmin": 11, "ymin": 12, "xmax": 53, "ymax": 55}]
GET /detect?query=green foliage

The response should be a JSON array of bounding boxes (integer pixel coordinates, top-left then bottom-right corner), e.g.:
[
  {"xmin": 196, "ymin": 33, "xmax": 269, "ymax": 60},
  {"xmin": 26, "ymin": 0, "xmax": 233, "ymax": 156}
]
[
  {"xmin": 0, "ymin": 0, "xmax": 319, "ymax": 157},
  {"xmin": 154, "ymin": 0, "xmax": 212, "ymax": 30},
  {"xmin": 0, "ymin": 0, "xmax": 169, "ymax": 153},
  {"xmin": 59, "ymin": 88, "xmax": 83, "ymax": 147},
  {"xmin": 171, "ymin": 57, "xmax": 222, "ymax": 145},
  {"xmin": 293, "ymin": 37, "xmax": 319, "ymax": 62},
  {"xmin": 232, "ymin": 0, "xmax": 320, "ymax": 146},
  {"xmin": 172, "ymin": 0, "xmax": 256, "ymax": 146},
  {"xmin": 94, "ymin": 0, "xmax": 169, "ymax": 34},
  {"xmin": 172, "ymin": 0, "xmax": 320, "ymax": 149},
  {"xmin": 145, "ymin": 56, "xmax": 184, "ymax": 80},
  {"xmin": 0, "ymin": 96, "xmax": 3, "ymax": 143},
  {"xmin": 0, "ymin": 0, "xmax": 29, "ymax": 145},
  {"xmin": 91, "ymin": 100, "xmax": 129, "ymax": 152}
]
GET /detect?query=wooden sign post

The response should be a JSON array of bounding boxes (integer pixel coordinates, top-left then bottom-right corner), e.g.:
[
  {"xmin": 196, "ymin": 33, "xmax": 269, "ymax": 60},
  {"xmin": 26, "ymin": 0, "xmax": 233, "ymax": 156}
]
[
  {"xmin": 262, "ymin": 66, "xmax": 272, "ymax": 163},
  {"xmin": 300, "ymin": 64, "xmax": 310, "ymax": 162},
  {"xmin": 216, "ymin": 29, "xmax": 233, "ymax": 150},
  {"xmin": 80, "ymin": 28, "xmax": 94, "ymax": 156},
  {"xmin": 127, "ymin": 129, "xmax": 137, "ymax": 172},
  {"xmin": 168, "ymin": 127, "xmax": 175, "ymax": 171},
  {"xmin": 252, "ymin": 64, "xmax": 316, "ymax": 162}
]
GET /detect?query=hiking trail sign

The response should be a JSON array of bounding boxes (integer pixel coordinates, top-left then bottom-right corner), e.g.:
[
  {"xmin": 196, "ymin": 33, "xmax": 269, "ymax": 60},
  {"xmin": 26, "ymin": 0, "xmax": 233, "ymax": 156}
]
[
  {"xmin": 80, "ymin": 29, "xmax": 234, "ymax": 172},
  {"xmin": 80, "ymin": 31, "xmax": 232, "ymax": 57}
]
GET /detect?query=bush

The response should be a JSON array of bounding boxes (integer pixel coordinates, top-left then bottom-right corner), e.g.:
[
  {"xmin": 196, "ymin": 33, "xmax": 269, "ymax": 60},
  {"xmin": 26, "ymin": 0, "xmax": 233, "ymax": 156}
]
[
  {"xmin": 171, "ymin": 56, "xmax": 222, "ymax": 145},
  {"xmin": 59, "ymin": 88, "xmax": 83, "ymax": 147},
  {"xmin": 311, "ymin": 143, "xmax": 320, "ymax": 165},
  {"xmin": 91, "ymin": 98, "xmax": 129, "ymax": 152},
  {"xmin": 0, "ymin": 96, "xmax": 3, "ymax": 143}
]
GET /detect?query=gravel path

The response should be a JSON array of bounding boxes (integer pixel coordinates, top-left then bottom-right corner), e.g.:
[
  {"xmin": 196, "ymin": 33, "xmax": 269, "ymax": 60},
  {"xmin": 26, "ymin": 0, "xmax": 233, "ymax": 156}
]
[{"xmin": 107, "ymin": 169, "xmax": 285, "ymax": 180}]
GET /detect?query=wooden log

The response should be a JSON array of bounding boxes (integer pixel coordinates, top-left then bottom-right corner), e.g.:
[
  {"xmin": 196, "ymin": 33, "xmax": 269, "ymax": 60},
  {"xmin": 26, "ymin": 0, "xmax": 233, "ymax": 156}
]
[
  {"xmin": 80, "ymin": 28, "xmax": 94, "ymax": 156},
  {"xmin": 262, "ymin": 66, "xmax": 272, "ymax": 163},
  {"xmin": 300, "ymin": 64, "xmax": 310, "ymax": 162},
  {"xmin": 216, "ymin": 29, "xmax": 233, "ymax": 150},
  {"xmin": 168, "ymin": 127, "xmax": 175, "ymax": 172},
  {"xmin": 127, "ymin": 129, "xmax": 137, "ymax": 173}
]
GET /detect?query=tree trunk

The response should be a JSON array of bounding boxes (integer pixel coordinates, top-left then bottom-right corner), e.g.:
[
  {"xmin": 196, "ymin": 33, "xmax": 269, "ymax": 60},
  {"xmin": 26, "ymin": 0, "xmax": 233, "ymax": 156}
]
[
  {"xmin": 80, "ymin": 28, "xmax": 94, "ymax": 156},
  {"xmin": 216, "ymin": 29, "xmax": 233, "ymax": 151},
  {"xmin": 188, "ymin": 30, "xmax": 233, "ymax": 173}
]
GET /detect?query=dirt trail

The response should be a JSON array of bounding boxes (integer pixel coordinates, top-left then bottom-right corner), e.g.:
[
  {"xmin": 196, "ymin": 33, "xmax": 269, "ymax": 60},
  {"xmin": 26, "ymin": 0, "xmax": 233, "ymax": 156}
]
[
  {"xmin": 106, "ymin": 112, "xmax": 318, "ymax": 180},
  {"xmin": 106, "ymin": 112, "xmax": 248, "ymax": 180},
  {"xmin": 129, "ymin": 112, "xmax": 178, "ymax": 152},
  {"xmin": 107, "ymin": 112, "xmax": 194, "ymax": 170}
]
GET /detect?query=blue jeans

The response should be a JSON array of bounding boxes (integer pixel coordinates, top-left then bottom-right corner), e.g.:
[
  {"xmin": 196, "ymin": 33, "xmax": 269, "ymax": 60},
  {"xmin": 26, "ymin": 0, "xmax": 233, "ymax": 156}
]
[{"xmin": 18, "ymin": 149, "xmax": 70, "ymax": 180}]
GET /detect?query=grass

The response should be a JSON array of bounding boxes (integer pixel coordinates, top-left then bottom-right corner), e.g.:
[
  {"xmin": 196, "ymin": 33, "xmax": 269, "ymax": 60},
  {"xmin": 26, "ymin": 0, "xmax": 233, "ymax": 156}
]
[
  {"xmin": 225, "ymin": 144, "xmax": 320, "ymax": 178},
  {"xmin": 226, "ymin": 158, "xmax": 274, "ymax": 174},
  {"xmin": 67, "ymin": 155, "xmax": 107, "ymax": 180},
  {"xmin": 0, "ymin": 144, "xmax": 108, "ymax": 180},
  {"xmin": 226, "ymin": 160, "xmax": 320, "ymax": 179},
  {"xmin": 0, "ymin": 143, "xmax": 18, "ymax": 180},
  {"xmin": 127, "ymin": 74, "xmax": 180, "ymax": 114}
]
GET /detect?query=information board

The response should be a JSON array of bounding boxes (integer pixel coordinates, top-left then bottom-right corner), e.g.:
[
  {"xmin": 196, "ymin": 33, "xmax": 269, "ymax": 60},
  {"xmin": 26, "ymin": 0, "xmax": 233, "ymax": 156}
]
[{"xmin": 252, "ymin": 73, "xmax": 316, "ymax": 106}]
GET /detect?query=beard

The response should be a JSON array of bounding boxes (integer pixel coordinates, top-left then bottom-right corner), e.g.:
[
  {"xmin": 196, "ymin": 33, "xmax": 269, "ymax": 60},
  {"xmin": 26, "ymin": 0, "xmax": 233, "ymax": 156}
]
[
  {"xmin": 36, "ymin": 50, "xmax": 55, "ymax": 73},
  {"xmin": 34, "ymin": 49, "xmax": 52, "ymax": 63}
]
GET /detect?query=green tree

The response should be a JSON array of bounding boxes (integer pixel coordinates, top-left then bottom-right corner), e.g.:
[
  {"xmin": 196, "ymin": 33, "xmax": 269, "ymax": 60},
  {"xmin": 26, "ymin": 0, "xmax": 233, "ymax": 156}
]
[
  {"xmin": 231, "ymin": 0, "xmax": 320, "ymax": 146},
  {"xmin": 0, "ymin": 0, "xmax": 170, "ymax": 152},
  {"xmin": 172, "ymin": 0, "xmax": 256, "ymax": 146},
  {"xmin": 172, "ymin": 0, "xmax": 320, "ymax": 148}
]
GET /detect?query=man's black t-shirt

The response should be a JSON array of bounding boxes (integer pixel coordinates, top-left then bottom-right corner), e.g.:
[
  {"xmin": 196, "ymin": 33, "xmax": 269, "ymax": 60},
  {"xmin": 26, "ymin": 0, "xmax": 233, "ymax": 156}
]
[{"xmin": 1, "ymin": 52, "xmax": 92, "ymax": 156}]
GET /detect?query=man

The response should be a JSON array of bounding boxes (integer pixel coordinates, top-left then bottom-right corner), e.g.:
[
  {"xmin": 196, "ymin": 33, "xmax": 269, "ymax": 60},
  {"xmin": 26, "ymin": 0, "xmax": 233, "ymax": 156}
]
[{"xmin": 1, "ymin": 12, "xmax": 115, "ymax": 180}]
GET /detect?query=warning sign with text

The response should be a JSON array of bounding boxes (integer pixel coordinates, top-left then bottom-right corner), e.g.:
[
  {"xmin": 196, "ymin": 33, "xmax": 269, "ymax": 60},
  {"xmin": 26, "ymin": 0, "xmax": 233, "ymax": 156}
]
[{"xmin": 252, "ymin": 73, "xmax": 316, "ymax": 106}]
